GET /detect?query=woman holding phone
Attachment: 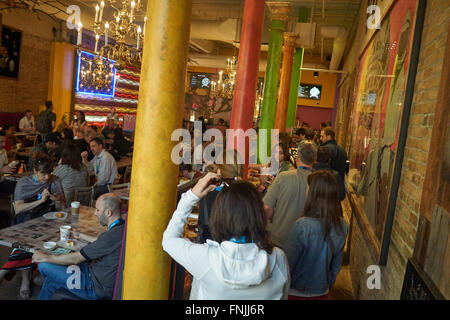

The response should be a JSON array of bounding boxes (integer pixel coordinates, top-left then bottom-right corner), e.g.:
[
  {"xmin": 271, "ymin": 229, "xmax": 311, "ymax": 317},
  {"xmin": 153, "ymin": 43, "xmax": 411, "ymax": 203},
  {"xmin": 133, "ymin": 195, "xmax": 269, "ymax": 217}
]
[{"xmin": 163, "ymin": 172, "xmax": 290, "ymax": 299}]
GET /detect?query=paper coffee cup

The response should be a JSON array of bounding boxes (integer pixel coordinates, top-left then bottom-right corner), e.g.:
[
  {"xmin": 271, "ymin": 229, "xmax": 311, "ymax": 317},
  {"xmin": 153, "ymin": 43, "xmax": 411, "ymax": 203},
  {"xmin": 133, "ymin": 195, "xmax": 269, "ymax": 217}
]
[
  {"xmin": 60, "ymin": 225, "xmax": 72, "ymax": 241},
  {"xmin": 71, "ymin": 201, "xmax": 80, "ymax": 215}
]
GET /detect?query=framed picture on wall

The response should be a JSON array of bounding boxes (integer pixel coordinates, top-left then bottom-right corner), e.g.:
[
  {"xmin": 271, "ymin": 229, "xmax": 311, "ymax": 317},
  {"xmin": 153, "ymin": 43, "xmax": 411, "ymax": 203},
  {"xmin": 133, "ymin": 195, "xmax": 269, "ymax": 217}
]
[
  {"xmin": 345, "ymin": 0, "xmax": 427, "ymax": 265},
  {"xmin": 0, "ymin": 25, "xmax": 21, "ymax": 79}
]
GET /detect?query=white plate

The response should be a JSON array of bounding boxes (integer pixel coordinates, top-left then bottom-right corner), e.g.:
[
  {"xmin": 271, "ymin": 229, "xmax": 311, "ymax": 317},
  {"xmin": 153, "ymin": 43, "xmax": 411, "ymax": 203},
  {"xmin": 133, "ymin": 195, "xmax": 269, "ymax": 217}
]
[
  {"xmin": 43, "ymin": 211, "xmax": 68, "ymax": 220},
  {"xmin": 56, "ymin": 239, "xmax": 87, "ymax": 251}
]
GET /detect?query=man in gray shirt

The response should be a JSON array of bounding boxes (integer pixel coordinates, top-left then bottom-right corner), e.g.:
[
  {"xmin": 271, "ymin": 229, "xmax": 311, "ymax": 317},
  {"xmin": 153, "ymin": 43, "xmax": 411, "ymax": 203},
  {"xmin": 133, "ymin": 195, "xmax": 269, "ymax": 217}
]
[
  {"xmin": 81, "ymin": 137, "xmax": 118, "ymax": 199},
  {"xmin": 32, "ymin": 193, "xmax": 124, "ymax": 299},
  {"xmin": 263, "ymin": 140, "xmax": 318, "ymax": 248}
]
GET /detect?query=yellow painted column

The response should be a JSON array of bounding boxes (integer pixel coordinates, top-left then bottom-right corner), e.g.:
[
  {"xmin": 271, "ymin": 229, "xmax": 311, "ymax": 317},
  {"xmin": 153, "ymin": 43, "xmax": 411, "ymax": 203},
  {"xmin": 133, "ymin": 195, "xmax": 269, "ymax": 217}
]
[
  {"xmin": 47, "ymin": 42, "xmax": 75, "ymax": 128},
  {"xmin": 122, "ymin": 0, "xmax": 192, "ymax": 299}
]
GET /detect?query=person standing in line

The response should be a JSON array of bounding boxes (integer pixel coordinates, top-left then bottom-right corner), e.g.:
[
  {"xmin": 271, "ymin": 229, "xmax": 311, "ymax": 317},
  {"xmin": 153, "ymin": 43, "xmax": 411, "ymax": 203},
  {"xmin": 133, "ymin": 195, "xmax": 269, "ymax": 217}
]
[
  {"xmin": 283, "ymin": 170, "xmax": 348, "ymax": 300},
  {"xmin": 313, "ymin": 146, "xmax": 346, "ymax": 201},
  {"xmin": 320, "ymin": 126, "xmax": 348, "ymax": 184},
  {"xmin": 263, "ymin": 140, "xmax": 318, "ymax": 248}
]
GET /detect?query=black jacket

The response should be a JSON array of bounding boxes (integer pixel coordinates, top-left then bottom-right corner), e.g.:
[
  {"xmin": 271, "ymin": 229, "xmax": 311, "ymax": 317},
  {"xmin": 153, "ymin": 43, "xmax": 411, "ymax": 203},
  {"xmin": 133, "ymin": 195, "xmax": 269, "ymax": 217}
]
[
  {"xmin": 312, "ymin": 162, "xmax": 346, "ymax": 201},
  {"xmin": 322, "ymin": 139, "xmax": 348, "ymax": 182}
]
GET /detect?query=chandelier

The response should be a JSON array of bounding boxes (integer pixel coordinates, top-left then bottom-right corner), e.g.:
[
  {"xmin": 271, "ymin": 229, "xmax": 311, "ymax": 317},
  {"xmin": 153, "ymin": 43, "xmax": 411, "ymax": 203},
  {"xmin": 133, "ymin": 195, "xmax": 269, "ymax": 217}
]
[
  {"xmin": 78, "ymin": 52, "xmax": 115, "ymax": 93},
  {"xmin": 254, "ymin": 81, "xmax": 264, "ymax": 122},
  {"xmin": 211, "ymin": 56, "xmax": 237, "ymax": 99},
  {"xmin": 75, "ymin": 0, "xmax": 145, "ymax": 90},
  {"xmin": 92, "ymin": 0, "xmax": 145, "ymax": 70}
]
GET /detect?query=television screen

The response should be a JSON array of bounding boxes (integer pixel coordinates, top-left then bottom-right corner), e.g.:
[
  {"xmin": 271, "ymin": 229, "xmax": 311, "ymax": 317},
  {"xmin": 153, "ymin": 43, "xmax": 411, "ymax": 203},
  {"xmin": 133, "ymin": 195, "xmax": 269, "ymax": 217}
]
[
  {"xmin": 299, "ymin": 83, "xmax": 322, "ymax": 100},
  {"xmin": 190, "ymin": 73, "xmax": 213, "ymax": 89},
  {"xmin": 366, "ymin": 92, "xmax": 377, "ymax": 105}
]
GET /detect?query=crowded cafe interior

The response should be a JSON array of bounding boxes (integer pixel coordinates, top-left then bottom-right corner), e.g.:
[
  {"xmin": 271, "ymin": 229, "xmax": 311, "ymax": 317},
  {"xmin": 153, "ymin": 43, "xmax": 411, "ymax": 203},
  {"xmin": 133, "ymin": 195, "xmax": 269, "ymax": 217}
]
[{"xmin": 0, "ymin": 0, "xmax": 449, "ymax": 302}]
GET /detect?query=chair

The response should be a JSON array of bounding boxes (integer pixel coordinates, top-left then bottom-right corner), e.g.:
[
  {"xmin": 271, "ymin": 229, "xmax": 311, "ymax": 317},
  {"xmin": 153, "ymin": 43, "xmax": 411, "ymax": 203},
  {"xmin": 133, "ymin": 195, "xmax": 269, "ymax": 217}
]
[
  {"xmin": 73, "ymin": 186, "xmax": 94, "ymax": 207},
  {"xmin": 28, "ymin": 134, "xmax": 38, "ymax": 147},
  {"xmin": 123, "ymin": 166, "xmax": 132, "ymax": 184},
  {"xmin": 108, "ymin": 183, "xmax": 130, "ymax": 193}
]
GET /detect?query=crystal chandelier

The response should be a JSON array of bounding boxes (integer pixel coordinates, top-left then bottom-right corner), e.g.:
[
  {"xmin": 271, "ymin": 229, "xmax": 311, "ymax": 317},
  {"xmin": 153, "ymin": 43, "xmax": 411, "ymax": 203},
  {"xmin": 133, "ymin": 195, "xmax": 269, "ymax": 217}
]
[
  {"xmin": 79, "ymin": 53, "xmax": 115, "ymax": 92},
  {"xmin": 75, "ymin": 0, "xmax": 145, "ymax": 71},
  {"xmin": 92, "ymin": 0, "xmax": 145, "ymax": 70},
  {"xmin": 75, "ymin": 0, "xmax": 145, "ymax": 90},
  {"xmin": 211, "ymin": 56, "xmax": 237, "ymax": 99}
]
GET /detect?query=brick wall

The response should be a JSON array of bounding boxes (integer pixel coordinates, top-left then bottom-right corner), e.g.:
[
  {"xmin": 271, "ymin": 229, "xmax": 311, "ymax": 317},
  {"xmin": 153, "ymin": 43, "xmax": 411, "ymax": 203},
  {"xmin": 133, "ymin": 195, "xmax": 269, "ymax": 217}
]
[
  {"xmin": 343, "ymin": 0, "xmax": 450, "ymax": 299},
  {"xmin": 0, "ymin": 32, "xmax": 51, "ymax": 115},
  {"xmin": 0, "ymin": 10, "xmax": 60, "ymax": 116}
]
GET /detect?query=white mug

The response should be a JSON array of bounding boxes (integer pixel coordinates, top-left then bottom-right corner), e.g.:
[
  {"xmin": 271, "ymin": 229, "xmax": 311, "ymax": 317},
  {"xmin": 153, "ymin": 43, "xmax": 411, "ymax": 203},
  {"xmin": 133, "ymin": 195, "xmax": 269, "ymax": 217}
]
[{"xmin": 60, "ymin": 225, "xmax": 72, "ymax": 241}]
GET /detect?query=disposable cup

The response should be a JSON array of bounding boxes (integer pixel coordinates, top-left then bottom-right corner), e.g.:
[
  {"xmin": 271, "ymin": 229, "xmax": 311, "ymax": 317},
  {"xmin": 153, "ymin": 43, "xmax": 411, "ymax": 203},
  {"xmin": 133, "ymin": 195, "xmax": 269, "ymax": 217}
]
[
  {"xmin": 60, "ymin": 225, "xmax": 72, "ymax": 241},
  {"xmin": 71, "ymin": 201, "xmax": 80, "ymax": 215}
]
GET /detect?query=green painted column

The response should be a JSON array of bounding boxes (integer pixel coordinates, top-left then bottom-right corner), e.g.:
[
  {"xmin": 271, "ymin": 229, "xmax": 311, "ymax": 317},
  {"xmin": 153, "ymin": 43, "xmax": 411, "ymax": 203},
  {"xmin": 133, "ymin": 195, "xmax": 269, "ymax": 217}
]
[
  {"xmin": 286, "ymin": 48, "xmax": 304, "ymax": 129},
  {"xmin": 286, "ymin": 8, "xmax": 308, "ymax": 130},
  {"xmin": 258, "ymin": 3, "xmax": 290, "ymax": 157}
]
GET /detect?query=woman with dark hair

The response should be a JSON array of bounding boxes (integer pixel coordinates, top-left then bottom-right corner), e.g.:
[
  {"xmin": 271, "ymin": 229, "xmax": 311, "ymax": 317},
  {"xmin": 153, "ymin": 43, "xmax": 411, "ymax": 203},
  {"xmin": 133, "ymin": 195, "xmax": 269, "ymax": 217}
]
[
  {"xmin": 197, "ymin": 149, "xmax": 244, "ymax": 243},
  {"xmin": 52, "ymin": 143, "xmax": 88, "ymax": 204},
  {"xmin": 61, "ymin": 127, "xmax": 74, "ymax": 145},
  {"xmin": 71, "ymin": 111, "xmax": 87, "ymax": 136},
  {"xmin": 163, "ymin": 172, "xmax": 290, "ymax": 299},
  {"xmin": 0, "ymin": 152, "xmax": 65, "ymax": 298},
  {"xmin": 283, "ymin": 170, "xmax": 348, "ymax": 300}
]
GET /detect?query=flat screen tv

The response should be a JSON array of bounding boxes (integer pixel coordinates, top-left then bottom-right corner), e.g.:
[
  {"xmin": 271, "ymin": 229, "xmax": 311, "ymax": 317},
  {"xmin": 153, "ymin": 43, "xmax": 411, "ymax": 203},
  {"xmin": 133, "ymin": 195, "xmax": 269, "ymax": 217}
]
[
  {"xmin": 190, "ymin": 73, "xmax": 213, "ymax": 89},
  {"xmin": 299, "ymin": 83, "xmax": 322, "ymax": 100}
]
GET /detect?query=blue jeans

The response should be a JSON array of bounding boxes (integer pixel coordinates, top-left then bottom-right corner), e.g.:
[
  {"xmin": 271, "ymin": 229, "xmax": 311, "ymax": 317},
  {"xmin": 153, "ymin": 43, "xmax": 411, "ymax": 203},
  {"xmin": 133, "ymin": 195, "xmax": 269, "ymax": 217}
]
[{"xmin": 38, "ymin": 262, "xmax": 100, "ymax": 300}]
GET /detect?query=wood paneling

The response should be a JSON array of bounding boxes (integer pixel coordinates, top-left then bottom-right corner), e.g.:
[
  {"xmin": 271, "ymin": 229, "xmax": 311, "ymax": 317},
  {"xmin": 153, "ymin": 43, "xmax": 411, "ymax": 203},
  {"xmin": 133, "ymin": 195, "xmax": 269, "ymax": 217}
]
[
  {"xmin": 419, "ymin": 22, "xmax": 450, "ymax": 220},
  {"xmin": 423, "ymin": 206, "xmax": 450, "ymax": 299}
]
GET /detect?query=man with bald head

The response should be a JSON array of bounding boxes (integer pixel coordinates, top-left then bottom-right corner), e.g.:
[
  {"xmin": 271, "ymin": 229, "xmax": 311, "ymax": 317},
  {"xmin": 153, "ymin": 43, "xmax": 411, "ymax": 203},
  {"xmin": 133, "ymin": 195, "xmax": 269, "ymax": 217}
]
[{"xmin": 32, "ymin": 193, "xmax": 124, "ymax": 300}]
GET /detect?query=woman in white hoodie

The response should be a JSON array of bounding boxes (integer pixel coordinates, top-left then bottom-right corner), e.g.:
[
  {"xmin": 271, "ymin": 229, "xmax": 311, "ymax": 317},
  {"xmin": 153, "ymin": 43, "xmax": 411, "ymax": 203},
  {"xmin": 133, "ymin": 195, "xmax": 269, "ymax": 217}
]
[{"xmin": 163, "ymin": 172, "xmax": 290, "ymax": 300}]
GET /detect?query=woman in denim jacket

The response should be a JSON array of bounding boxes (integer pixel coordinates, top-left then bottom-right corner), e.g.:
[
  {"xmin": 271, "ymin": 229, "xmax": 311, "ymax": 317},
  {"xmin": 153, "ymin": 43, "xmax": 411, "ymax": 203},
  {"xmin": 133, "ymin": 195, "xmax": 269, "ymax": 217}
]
[{"xmin": 284, "ymin": 170, "xmax": 348, "ymax": 300}]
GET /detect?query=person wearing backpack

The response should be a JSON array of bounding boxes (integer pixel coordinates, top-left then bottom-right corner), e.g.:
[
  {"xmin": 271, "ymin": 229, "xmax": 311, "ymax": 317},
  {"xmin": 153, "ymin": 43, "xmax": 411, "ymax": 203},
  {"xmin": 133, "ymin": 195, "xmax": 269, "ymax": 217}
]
[{"xmin": 36, "ymin": 101, "xmax": 56, "ymax": 138}]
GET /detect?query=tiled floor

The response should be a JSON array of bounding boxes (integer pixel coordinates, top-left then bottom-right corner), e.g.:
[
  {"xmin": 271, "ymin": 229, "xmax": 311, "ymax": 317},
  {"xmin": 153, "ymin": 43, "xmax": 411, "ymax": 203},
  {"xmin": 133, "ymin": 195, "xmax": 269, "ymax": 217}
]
[{"xmin": 329, "ymin": 197, "xmax": 355, "ymax": 300}]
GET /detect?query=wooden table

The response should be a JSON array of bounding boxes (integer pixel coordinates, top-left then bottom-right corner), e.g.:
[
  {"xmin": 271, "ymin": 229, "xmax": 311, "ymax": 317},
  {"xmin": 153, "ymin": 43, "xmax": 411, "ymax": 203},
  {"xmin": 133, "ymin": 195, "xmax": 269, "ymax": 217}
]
[
  {"xmin": 14, "ymin": 132, "xmax": 37, "ymax": 137},
  {"xmin": 1, "ymin": 172, "xmax": 28, "ymax": 182},
  {"xmin": 116, "ymin": 156, "xmax": 132, "ymax": 169},
  {"xmin": 0, "ymin": 206, "xmax": 107, "ymax": 254}
]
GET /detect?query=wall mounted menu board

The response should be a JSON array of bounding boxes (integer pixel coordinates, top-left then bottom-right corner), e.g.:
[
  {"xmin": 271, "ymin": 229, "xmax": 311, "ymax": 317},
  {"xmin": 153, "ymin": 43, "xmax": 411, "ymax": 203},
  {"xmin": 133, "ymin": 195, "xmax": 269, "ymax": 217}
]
[
  {"xmin": 189, "ymin": 73, "xmax": 214, "ymax": 89},
  {"xmin": 298, "ymin": 83, "xmax": 322, "ymax": 100}
]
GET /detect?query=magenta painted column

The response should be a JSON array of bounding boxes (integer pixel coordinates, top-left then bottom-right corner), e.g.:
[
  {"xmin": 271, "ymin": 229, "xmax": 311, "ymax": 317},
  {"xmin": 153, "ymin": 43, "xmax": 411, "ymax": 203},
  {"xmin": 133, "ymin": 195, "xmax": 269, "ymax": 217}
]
[{"xmin": 228, "ymin": 0, "xmax": 265, "ymax": 178}]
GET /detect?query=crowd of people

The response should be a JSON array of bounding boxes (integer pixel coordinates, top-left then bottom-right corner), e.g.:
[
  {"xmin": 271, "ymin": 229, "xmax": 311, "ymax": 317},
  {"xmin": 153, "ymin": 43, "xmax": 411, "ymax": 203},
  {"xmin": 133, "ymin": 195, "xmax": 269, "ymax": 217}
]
[
  {"xmin": 0, "ymin": 102, "xmax": 132, "ymax": 298},
  {"xmin": 165, "ymin": 121, "xmax": 350, "ymax": 300},
  {"xmin": 1, "ymin": 107, "xmax": 350, "ymax": 300}
]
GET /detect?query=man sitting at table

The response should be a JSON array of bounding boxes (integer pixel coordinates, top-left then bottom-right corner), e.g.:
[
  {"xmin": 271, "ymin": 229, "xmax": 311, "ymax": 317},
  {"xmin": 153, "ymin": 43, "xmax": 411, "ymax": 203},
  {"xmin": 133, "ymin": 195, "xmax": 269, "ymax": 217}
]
[
  {"xmin": 0, "ymin": 130, "xmax": 18, "ymax": 194},
  {"xmin": 32, "ymin": 193, "xmax": 125, "ymax": 300},
  {"xmin": 3, "ymin": 124, "xmax": 22, "ymax": 154},
  {"xmin": 28, "ymin": 132, "xmax": 62, "ymax": 169},
  {"xmin": 81, "ymin": 137, "xmax": 117, "ymax": 199},
  {"xmin": 19, "ymin": 110, "xmax": 36, "ymax": 133}
]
